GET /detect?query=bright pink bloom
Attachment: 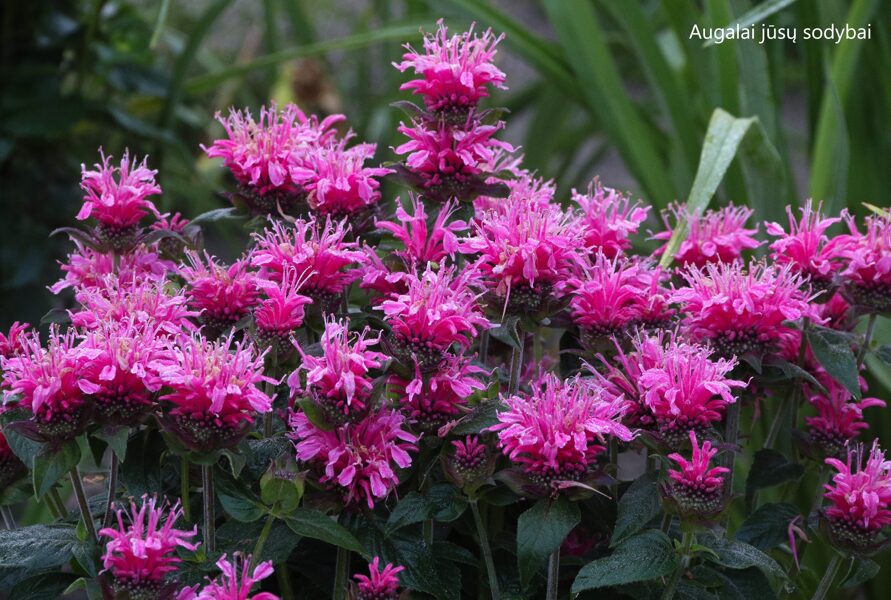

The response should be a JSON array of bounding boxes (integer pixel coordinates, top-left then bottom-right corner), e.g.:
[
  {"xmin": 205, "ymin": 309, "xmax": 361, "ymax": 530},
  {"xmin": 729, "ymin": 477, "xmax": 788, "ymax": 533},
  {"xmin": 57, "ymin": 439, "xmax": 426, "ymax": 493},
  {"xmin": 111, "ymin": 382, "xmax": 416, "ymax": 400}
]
[
  {"xmin": 99, "ymin": 495, "xmax": 198, "ymax": 588},
  {"xmin": 806, "ymin": 385, "xmax": 885, "ymax": 456},
  {"xmin": 188, "ymin": 553, "xmax": 278, "ymax": 600},
  {"xmin": 0, "ymin": 322, "xmax": 29, "ymax": 359},
  {"xmin": 672, "ymin": 262, "xmax": 819, "ymax": 357},
  {"xmin": 473, "ymin": 156, "xmax": 552, "ymax": 214},
  {"xmin": 299, "ymin": 140, "xmax": 393, "ymax": 217},
  {"xmin": 288, "ymin": 317, "xmax": 386, "ymax": 420},
  {"xmin": 353, "ymin": 557, "xmax": 405, "ymax": 600},
  {"xmin": 394, "ymin": 19, "xmax": 506, "ymax": 116},
  {"xmin": 151, "ymin": 212, "xmax": 196, "ymax": 256},
  {"xmin": 78, "ymin": 149, "xmax": 162, "ymax": 228},
  {"xmin": 357, "ymin": 249, "xmax": 412, "ymax": 303},
  {"xmin": 489, "ymin": 373, "xmax": 633, "ymax": 487},
  {"xmin": 824, "ymin": 442, "xmax": 891, "ymax": 543},
  {"xmin": 836, "ymin": 214, "xmax": 891, "ymax": 313},
  {"xmin": 766, "ymin": 200, "xmax": 849, "ymax": 287},
  {"xmin": 450, "ymin": 435, "xmax": 489, "ymax": 476},
  {"xmin": 254, "ymin": 268, "xmax": 313, "ymax": 337},
  {"xmin": 289, "ymin": 408, "xmax": 417, "ymax": 508},
  {"xmin": 50, "ymin": 241, "xmax": 173, "ymax": 294},
  {"xmin": 654, "ymin": 203, "xmax": 761, "ymax": 267},
  {"xmin": 180, "ymin": 251, "xmax": 260, "ymax": 329},
  {"xmin": 376, "ymin": 195, "xmax": 468, "ymax": 265},
  {"xmin": 573, "ymin": 179, "xmax": 649, "ymax": 258},
  {"xmin": 203, "ymin": 102, "xmax": 344, "ymax": 196},
  {"xmin": 665, "ymin": 430, "xmax": 729, "ymax": 516}
]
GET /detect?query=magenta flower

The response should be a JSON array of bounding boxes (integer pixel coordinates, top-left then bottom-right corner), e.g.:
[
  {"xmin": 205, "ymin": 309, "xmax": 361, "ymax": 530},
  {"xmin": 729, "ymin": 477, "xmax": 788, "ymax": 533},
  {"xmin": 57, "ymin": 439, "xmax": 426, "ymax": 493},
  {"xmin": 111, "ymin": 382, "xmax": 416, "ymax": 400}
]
[
  {"xmin": 288, "ymin": 317, "xmax": 386, "ymax": 422},
  {"xmin": 153, "ymin": 334, "xmax": 273, "ymax": 451},
  {"xmin": 99, "ymin": 495, "xmax": 198, "ymax": 594},
  {"xmin": 300, "ymin": 140, "xmax": 393, "ymax": 218},
  {"xmin": 823, "ymin": 441, "xmax": 891, "ymax": 551},
  {"xmin": 0, "ymin": 322, "xmax": 29, "ymax": 359},
  {"xmin": 376, "ymin": 195, "xmax": 468, "ymax": 266},
  {"xmin": 78, "ymin": 149, "xmax": 162, "ymax": 230},
  {"xmin": 352, "ymin": 557, "xmax": 405, "ymax": 600},
  {"xmin": 489, "ymin": 373, "xmax": 633, "ymax": 492},
  {"xmin": 394, "ymin": 19, "xmax": 506, "ymax": 118},
  {"xmin": 447, "ymin": 435, "xmax": 491, "ymax": 483},
  {"xmin": 572, "ymin": 179, "xmax": 649, "ymax": 258},
  {"xmin": 663, "ymin": 431, "xmax": 730, "ymax": 518},
  {"xmin": 289, "ymin": 408, "xmax": 417, "ymax": 509},
  {"xmin": 254, "ymin": 268, "xmax": 313, "ymax": 350},
  {"xmin": 151, "ymin": 212, "xmax": 196, "ymax": 258},
  {"xmin": 184, "ymin": 553, "xmax": 278, "ymax": 600},
  {"xmin": 836, "ymin": 214, "xmax": 891, "ymax": 313},
  {"xmin": 765, "ymin": 200, "xmax": 849, "ymax": 289},
  {"xmin": 379, "ymin": 265, "xmax": 491, "ymax": 370},
  {"xmin": 180, "ymin": 251, "xmax": 260, "ymax": 334},
  {"xmin": 50, "ymin": 241, "xmax": 173, "ymax": 294},
  {"xmin": 806, "ymin": 384, "xmax": 885, "ymax": 458},
  {"xmin": 357, "ymin": 249, "xmax": 412, "ymax": 304},
  {"xmin": 472, "ymin": 157, "xmax": 553, "ymax": 214},
  {"xmin": 672, "ymin": 261, "xmax": 819, "ymax": 358},
  {"xmin": 654, "ymin": 203, "xmax": 761, "ymax": 267}
]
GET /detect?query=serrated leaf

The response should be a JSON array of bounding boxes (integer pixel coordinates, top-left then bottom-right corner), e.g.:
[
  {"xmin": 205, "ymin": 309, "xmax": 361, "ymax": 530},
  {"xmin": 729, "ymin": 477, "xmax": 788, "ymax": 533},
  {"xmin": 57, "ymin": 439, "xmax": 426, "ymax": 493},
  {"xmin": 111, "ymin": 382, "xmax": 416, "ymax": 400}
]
[
  {"xmin": 386, "ymin": 491, "xmax": 431, "ymax": 533},
  {"xmin": 188, "ymin": 207, "xmax": 242, "ymax": 226},
  {"xmin": 744, "ymin": 449, "xmax": 804, "ymax": 510},
  {"xmin": 700, "ymin": 537, "xmax": 787, "ymax": 585},
  {"xmin": 841, "ymin": 558, "xmax": 879, "ymax": 588},
  {"xmin": 296, "ymin": 397, "xmax": 336, "ymax": 432},
  {"xmin": 0, "ymin": 524, "xmax": 85, "ymax": 570},
  {"xmin": 286, "ymin": 509, "xmax": 364, "ymax": 556},
  {"xmin": 611, "ymin": 471, "xmax": 661, "ymax": 547},
  {"xmin": 93, "ymin": 426, "xmax": 130, "ymax": 462},
  {"xmin": 0, "ymin": 409, "xmax": 44, "ymax": 466},
  {"xmin": 426, "ymin": 483, "xmax": 468, "ymax": 522},
  {"xmin": 806, "ymin": 327, "xmax": 861, "ymax": 398},
  {"xmin": 488, "ymin": 315, "xmax": 521, "ymax": 350},
  {"xmin": 736, "ymin": 503, "xmax": 800, "ymax": 551},
  {"xmin": 32, "ymin": 440, "xmax": 81, "ymax": 499},
  {"xmin": 875, "ymin": 345, "xmax": 891, "ymax": 366},
  {"xmin": 8, "ymin": 571, "xmax": 78, "ymax": 600},
  {"xmin": 450, "ymin": 400, "xmax": 503, "ymax": 436},
  {"xmin": 214, "ymin": 476, "xmax": 265, "ymax": 523},
  {"xmin": 393, "ymin": 540, "xmax": 462, "ymax": 600},
  {"xmin": 572, "ymin": 529, "xmax": 678, "ymax": 592},
  {"xmin": 517, "ymin": 496, "xmax": 580, "ymax": 585}
]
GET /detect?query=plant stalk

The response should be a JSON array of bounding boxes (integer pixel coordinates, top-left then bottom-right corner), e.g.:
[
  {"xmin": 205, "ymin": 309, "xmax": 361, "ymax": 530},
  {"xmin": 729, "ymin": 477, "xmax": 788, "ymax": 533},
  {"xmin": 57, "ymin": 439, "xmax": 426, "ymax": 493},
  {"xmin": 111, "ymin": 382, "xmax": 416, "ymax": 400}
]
[
  {"xmin": 856, "ymin": 313, "xmax": 878, "ymax": 368},
  {"xmin": 722, "ymin": 402, "xmax": 740, "ymax": 494},
  {"xmin": 811, "ymin": 553, "xmax": 842, "ymax": 600},
  {"xmin": 545, "ymin": 548, "xmax": 560, "ymax": 600},
  {"xmin": 333, "ymin": 545, "xmax": 350, "ymax": 600},
  {"xmin": 181, "ymin": 457, "xmax": 191, "ymax": 522},
  {"xmin": 508, "ymin": 339, "xmax": 524, "ymax": 396},
  {"xmin": 202, "ymin": 465, "xmax": 215, "ymax": 552},
  {"xmin": 470, "ymin": 500, "xmax": 500, "ymax": 600},
  {"xmin": 69, "ymin": 467, "xmax": 97, "ymax": 542},
  {"xmin": 1, "ymin": 505, "xmax": 15, "ymax": 529},
  {"xmin": 661, "ymin": 531, "xmax": 694, "ymax": 600},
  {"xmin": 276, "ymin": 562, "xmax": 295, "ymax": 600},
  {"xmin": 479, "ymin": 330, "xmax": 490, "ymax": 367},
  {"xmin": 252, "ymin": 514, "xmax": 276, "ymax": 568},
  {"xmin": 49, "ymin": 487, "xmax": 67, "ymax": 519},
  {"xmin": 102, "ymin": 452, "xmax": 119, "ymax": 529}
]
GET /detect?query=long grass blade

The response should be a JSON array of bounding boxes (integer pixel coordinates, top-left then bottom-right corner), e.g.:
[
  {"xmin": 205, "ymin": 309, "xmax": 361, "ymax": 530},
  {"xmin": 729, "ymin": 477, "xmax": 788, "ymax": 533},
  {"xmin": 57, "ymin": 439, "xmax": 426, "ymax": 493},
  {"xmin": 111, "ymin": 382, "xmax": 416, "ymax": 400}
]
[{"xmin": 149, "ymin": 0, "xmax": 172, "ymax": 49}]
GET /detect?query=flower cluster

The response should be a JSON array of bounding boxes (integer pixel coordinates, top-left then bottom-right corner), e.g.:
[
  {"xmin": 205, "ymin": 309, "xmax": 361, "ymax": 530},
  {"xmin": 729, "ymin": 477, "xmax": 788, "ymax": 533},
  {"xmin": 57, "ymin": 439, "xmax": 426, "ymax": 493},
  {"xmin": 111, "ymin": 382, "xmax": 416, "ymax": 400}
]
[
  {"xmin": 572, "ymin": 179, "xmax": 649, "ymax": 258},
  {"xmin": 180, "ymin": 251, "xmax": 260, "ymax": 335},
  {"xmin": 178, "ymin": 554, "xmax": 278, "ymax": 600},
  {"xmin": 837, "ymin": 214, "xmax": 891, "ymax": 313},
  {"xmin": 663, "ymin": 431, "xmax": 729, "ymax": 519},
  {"xmin": 654, "ymin": 203, "xmax": 760, "ymax": 267},
  {"xmin": 78, "ymin": 150, "xmax": 162, "ymax": 236},
  {"xmin": 352, "ymin": 557, "xmax": 405, "ymax": 600}
]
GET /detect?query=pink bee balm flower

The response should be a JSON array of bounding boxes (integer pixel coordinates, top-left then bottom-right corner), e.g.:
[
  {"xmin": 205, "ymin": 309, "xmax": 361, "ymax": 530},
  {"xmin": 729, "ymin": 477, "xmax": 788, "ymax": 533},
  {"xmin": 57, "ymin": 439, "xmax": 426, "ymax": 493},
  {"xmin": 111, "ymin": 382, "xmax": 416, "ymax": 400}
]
[
  {"xmin": 473, "ymin": 156, "xmax": 553, "ymax": 214},
  {"xmin": 394, "ymin": 19, "xmax": 506, "ymax": 118},
  {"xmin": 765, "ymin": 200, "xmax": 849, "ymax": 289},
  {"xmin": 186, "ymin": 553, "xmax": 278, "ymax": 600},
  {"xmin": 153, "ymin": 334, "xmax": 273, "ymax": 451},
  {"xmin": 395, "ymin": 120, "xmax": 513, "ymax": 203},
  {"xmin": 823, "ymin": 441, "xmax": 891, "ymax": 551},
  {"xmin": 78, "ymin": 149, "xmax": 162, "ymax": 230},
  {"xmin": 379, "ymin": 265, "xmax": 491, "ymax": 370},
  {"xmin": 50, "ymin": 241, "xmax": 173, "ymax": 294},
  {"xmin": 836, "ymin": 214, "xmax": 891, "ymax": 313},
  {"xmin": 254, "ymin": 268, "xmax": 313, "ymax": 351},
  {"xmin": 288, "ymin": 408, "xmax": 417, "ymax": 509},
  {"xmin": 356, "ymin": 249, "xmax": 412, "ymax": 303},
  {"xmin": 151, "ymin": 212, "xmax": 196, "ymax": 258},
  {"xmin": 376, "ymin": 195, "xmax": 468, "ymax": 266},
  {"xmin": 388, "ymin": 353, "xmax": 487, "ymax": 431},
  {"xmin": 288, "ymin": 317, "xmax": 386, "ymax": 423},
  {"xmin": 572, "ymin": 179, "xmax": 649, "ymax": 258},
  {"xmin": 672, "ymin": 261, "xmax": 820, "ymax": 358},
  {"xmin": 353, "ymin": 557, "xmax": 405, "ymax": 600},
  {"xmin": 0, "ymin": 322, "xmax": 30, "ymax": 359},
  {"xmin": 489, "ymin": 373, "xmax": 633, "ymax": 492},
  {"xmin": 448, "ymin": 435, "xmax": 491, "ymax": 483},
  {"xmin": 251, "ymin": 217, "xmax": 367, "ymax": 312},
  {"xmin": 805, "ymin": 384, "xmax": 885, "ymax": 459},
  {"xmin": 663, "ymin": 430, "xmax": 730, "ymax": 518},
  {"xmin": 180, "ymin": 251, "xmax": 260, "ymax": 335},
  {"xmin": 654, "ymin": 203, "xmax": 761, "ymax": 267},
  {"xmin": 99, "ymin": 495, "xmax": 198, "ymax": 594}
]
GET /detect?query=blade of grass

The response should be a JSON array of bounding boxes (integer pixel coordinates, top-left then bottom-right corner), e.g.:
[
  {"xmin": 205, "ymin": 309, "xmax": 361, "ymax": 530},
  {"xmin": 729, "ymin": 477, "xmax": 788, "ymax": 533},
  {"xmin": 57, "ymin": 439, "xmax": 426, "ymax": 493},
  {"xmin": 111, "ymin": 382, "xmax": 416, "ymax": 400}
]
[
  {"xmin": 149, "ymin": 0, "xmax": 172, "ymax": 49},
  {"xmin": 704, "ymin": 0, "xmax": 800, "ymax": 47}
]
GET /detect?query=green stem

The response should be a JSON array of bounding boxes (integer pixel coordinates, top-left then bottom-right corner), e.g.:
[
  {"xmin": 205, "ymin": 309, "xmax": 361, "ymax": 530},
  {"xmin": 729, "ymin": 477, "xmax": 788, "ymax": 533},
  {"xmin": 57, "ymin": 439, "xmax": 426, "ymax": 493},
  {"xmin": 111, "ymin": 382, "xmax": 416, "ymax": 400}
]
[
  {"xmin": 660, "ymin": 512, "xmax": 672, "ymax": 534},
  {"xmin": 470, "ymin": 500, "xmax": 500, "ymax": 600},
  {"xmin": 181, "ymin": 457, "xmax": 191, "ymax": 522},
  {"xmin": 545, "ymin": 548, "xmax": 560, "ymax": 600},
  {"xmin": 722, "ymin": 402, "xmax": 741, "ymax": 494},
  {"xmin": 479, "ymin": 330, "xmax": 490, "ymax": 367},
  {"xmin": 811, "ymin": 554, "xmax": 842, "ymax": 600},
  {"xmin": 102, "ymin": 452, "xmax": 119, "ymax": 529},
  {"xmin": 276, "ymin": 562, "xmax": 295, "ymax": 600},
  {"xmin": 252, "ymin": 514, "xmax": 276, "ymax": 567},
  {"xmin": 661, "ymin": 531, "xmax": 694, "ymax": 600},
  {"xmin": 423, "ymin": 517, "xmax": 434, "ymax": 544},
  {"xmin": 609, "ymin": 438, "xmax": 619, "ymax": 500},
  {"xmin": 202, "ymin": 465, "xmax": 215, "ymax": 553},
  {"xmin": 333, "ymin": 545, "xmax": 350, "ymax": 600},
  {"xmin": 856, "ymin": 313, "xmax": 878, "ymax": 368},
  {"xmin": 765, "ymin": 386, "xmax": 797, "ymax": 449},
  {"xmin": 1, "ymin": 506, "xmax": 16, "ymax": 529},
  {"xmin": 49, "ymin": 488, "xmax": 66, "ymax": 519},
  {"xmin": 508, "ymin": 339, "xmax": 525, "ymax": 396},
  {"xmin": 69, "ymin": 468, "xmax": 97, "ymax": 542}
]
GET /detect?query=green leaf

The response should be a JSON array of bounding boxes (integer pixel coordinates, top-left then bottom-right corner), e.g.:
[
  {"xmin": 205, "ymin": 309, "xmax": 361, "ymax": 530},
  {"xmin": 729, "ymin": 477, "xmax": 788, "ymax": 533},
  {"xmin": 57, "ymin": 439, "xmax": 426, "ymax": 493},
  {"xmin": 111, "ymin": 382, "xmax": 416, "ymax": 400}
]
[
  {"xmin": 8, "ymin": 572, "xmax": 78, "ymax": 600},
  {"xmin": 393, "ymin": 540, "xmax": 462, "ymax": 600},
  {"xmin": 611, "ymin": 471, "xmax": 661, "ymax": 547},
  {"xmin": 259, "ymin": 471, "xmax": 302, "ymax": 512},
  {"xmin": 450, "ymin": 399, "xmax": 503, "ymax": 436},
  {"xmin": 386, "ymin": 491, "xmax": 431, "ymax": 533},
  {"xmin": 572, "ymin": 529, "xmax": 679, "ymax": 592},
  {"xmin": 744, "ymin": 450, "xmax": 804, "ymax": 511},
  {"xmin": 875, "ymin": 344, "xmax": 891, "ymax": 366},
  {"xmin": 296, "ymin": 397, "xmax": 336, "ymax": 432},
  {"xmin": 488, "ymin": 315, "xmax": 521, "ymax": 350},
  {"xmin": 426, "ymin": 483, "xmax": 468, "ymax": 522},
  {"xmin": 93, "ymin": 426, "xmax": 129, "ymax": 462},
  {"xmin": 32, "ymin": 440, "xmax": 81, "ymax": 500},
  {"xmin": 214, "ymin": 476, "xmax": 265, "ymax": 523},
  {"xmin": 285, "ymin": 509, "xmax": 365, "ymax": 556},
  {"xmin": 704, "ymin": 0, "xmax": 800, "ymax": 47},
  {"xmin": 0, "ymin": 524, "xmax": 85, "ymax": 570},
  {"xmin": 517, "ymin": 496, "xmax": 580, "ymax": 585},
  {"xmin": 0, "ymin": 409, "xmax": 43, "ymax": 466},
  {"xmin": 700, "ymin": 537, "xmax": 788, "ymax": 585},
  {"xmin": 187, "ymin": 207, "xmax": 242, "ymax": 226},
  {"xmin": 695, "ymin": 565, "xmax": 777, "ymax": 600},
  {"xmin": 841, "ymin": 558, "xmax": 880, "ymax": 588},
  {"xmin": 806, "ymin": 326, "xmax": 861, "ymax": 398},
  {"xmin": 736, "ymin": 503, "xmax": 800, "ymax": 551}
]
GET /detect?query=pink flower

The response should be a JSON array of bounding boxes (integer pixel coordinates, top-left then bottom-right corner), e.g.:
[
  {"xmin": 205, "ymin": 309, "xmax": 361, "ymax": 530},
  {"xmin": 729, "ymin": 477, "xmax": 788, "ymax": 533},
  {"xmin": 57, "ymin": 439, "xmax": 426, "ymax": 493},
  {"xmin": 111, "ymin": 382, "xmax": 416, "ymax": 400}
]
[
  {"xmin": 449, "ymin": 435, "xmax": 490, "ymax": 478},
  {"xmin": 823, "ymin": 442, "xmax": 891, "ymax": 548},
  {"xmin": 654, "ymin": 203, "xmax": 761, "ymax": 267},
  {"xmin": 254, "ymin": 268, "xmax": 313, "ymax": 340},
  {"xmin": 289, "ymin": 408, "xmax": 417, "ymax": 508},
  {"xmin": 353, "ymin": 557, "xmax": 405, "ymax": 600},
  {"xmin": 300, "ymin": 140, "xmax": 393, "ymax": 217},
  {"xmin": 805, "ymin": 385, "xmax": 885, "ymax": 458},
  {"xmin": 251, "ymin": 217, "xmax": 367, "ymax": 305},
  {"xmin": 765, "ymin": 200, "xmax": 849, "ymax": 288},
  {"xmin": 357, "ymin": 250, "xmax": 412, "ymax": 303},
  {"xmin": 672, "ymin": 261, "xmax": 820, "ymax": 358},
  {"xmin": 572, "ymin": 179, "xmax": 649, "ymax": 258},
  {"xmin": 376, "ymin": 195, "xmax": 468, "ymax": 266},
  {"xmin": 288, "ymin": 317, "xmax": 386, "ymax": 421},
  {"xmin": 153, "ymin": 334, "xmax": 273, "ymax": 450},
  {"xmin": 394, "ymin": 19, "xmax": 506, "ymax": 117},
  {"xmin": 99, "ymin": 495, "xmax": 198, "ymax": 589},
  {"xmin": 836, "ymin": 214, "xmax": 891, "ymax": 313},
  {"xmin": 489, "ymin": 373, "xmax": 633, "ymax": 489},
  {"xmin": 664, "ymin": 430, "xmax": 730, "ymax": 517},
  {"xmin": 0, "ymin": 322, "xmax": 30, "ymax": 359},
  {"xmin": 50, "ymin": 241, "xmax": 173, "ymax": 294},
  {"xmin": 187, "ymin": 553, "xmax": 278, "ymax": 600},
  {"xmin": 151, "ymin": 212, "xmax": 196, "ymax": 257},
  {"xmin": 203, "ymin": 102, "xmax": 344, "ymax": 197},
  {"xmin": 78, "ymin": 149, "xmax": 162, "ymax": 229},
  {"xmin": 180, "ymin": 251, "xmax": 260, "ymax": 331},
  {"xmin": 472, "ymin": 155, "xmax": 551, "ymax": 214}
]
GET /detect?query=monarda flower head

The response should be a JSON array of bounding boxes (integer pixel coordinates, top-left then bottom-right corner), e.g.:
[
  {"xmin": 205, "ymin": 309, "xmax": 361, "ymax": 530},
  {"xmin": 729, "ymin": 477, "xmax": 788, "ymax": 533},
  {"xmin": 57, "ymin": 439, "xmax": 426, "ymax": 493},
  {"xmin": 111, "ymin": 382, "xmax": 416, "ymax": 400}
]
[
  {"xmin": 179, "ymin": 553, "xmax": 278, "ymax": 600},
  {"xmin": 254, "ymin": 267, "xmax": 313, "ymax": 354},
  {"xmin": 154, "ymin": 334, "xmax": 273, "ymax": 452},
  {"xmin": 765, "ymin": 200, "xmax": 849, "ymax": 292},
  {"xmin": 50, "ymin": 241, "xmax": 173, "ymax": 295},
  {"xmin": 351, "ymin": 557, "xmax": 405, "ymax": 600},
  {"xmin": 836, "ymin": 214, "xmax": 891, "ymax": 314},
  {"xmin": 394, "ymin": 19, "xmax": 506, "ymax": 121},
  {"xmin": 444, "ymin": 435, "xmax": 494, "ymax": 489},
  {"xmin": 489, "ymin": 373, "xmax": 633, "ymax": 495},
  {"xmin": 99, "ymin": 495, "xmax": 198, "ymax": 600},
  {"xmin": 822, "ymin": 441, "xmax": 891, "ymax": 553},
  {"xmin": 251, "ymin": 217, "xmax": 367, "ymax": 313},
  {"xmin": 375, "ymin": 195, "xmax": 468, "ymax": 266},
  {"xmin": 572, "ymin": 179, "xmax": 649, "ymax": 258},
  {"xmin": 0, "ymin": 322, "xmax": 29, "ymax": 359},
  {"xmin": 203, "ymin": 102, "xmax": 345, "ymax": 214},
  {"xmin": 805, "ymin": 383, "xmax": 885, "ymax": 460},
  {"xmin": 288, "ymin": 317, "xmax": 386, "ymax": 423},
  {"xmin": 78, "ymin": 149, "xmax": 163, "ymax": 250},
  {"xmin": 672, "ymin": 261, "xmax": 819, "ymax": 359},
  {"xmin": 151, "ymin": 212, "xmax": 198, "ymax": 259},
  {"xmin": 288, "ymin": 407, "xmax": 417, "ymax": 509},
  {"xmin": 654, "ymin": 203, "xmax": 761, "ymax": 267},
  {"xmin": 662, "ymin": 430, "xmax": 730, "ymax": 520},
  {"xmin": 379, "ymin": 265, "xmax": 491, "ymax": 371},
  {"xmin": 180, "ymin": 251, "xmax": 260, "ymax": 337},
  {"xmin": 473, "ymin": 157, "xmax": 554, "ymax": 214},
  {"xmin": 388, "ymin": 353, "xmax": 487, "ymax": 432}
]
